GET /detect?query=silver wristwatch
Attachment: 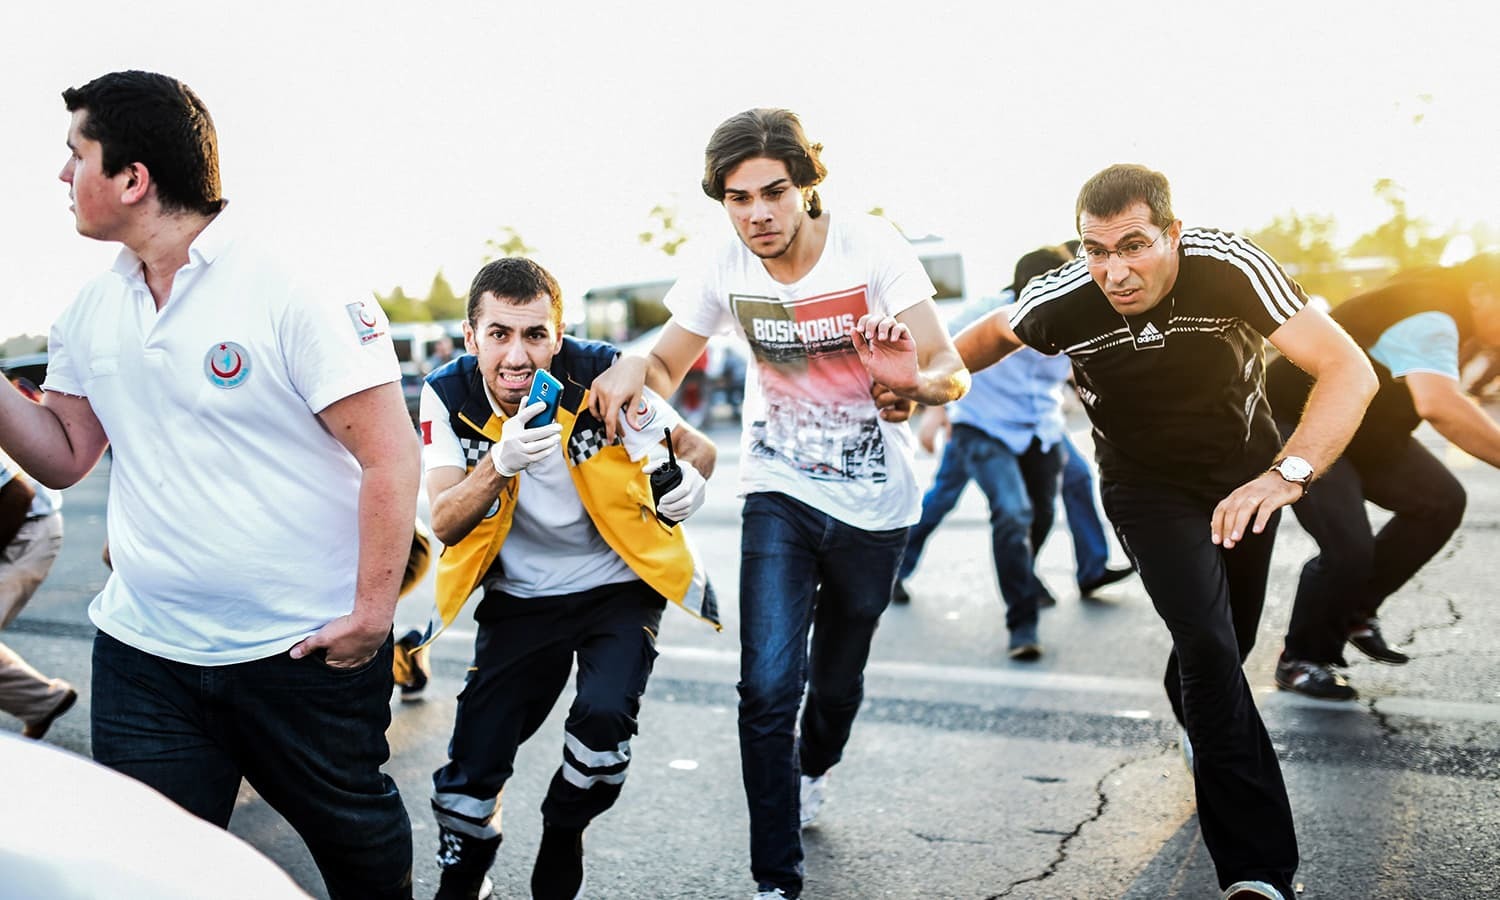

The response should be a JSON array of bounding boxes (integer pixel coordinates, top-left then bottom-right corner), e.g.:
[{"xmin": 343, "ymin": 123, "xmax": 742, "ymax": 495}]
[{"xmin": 1270, "ymin": 455, "xmax": 1314, "ymax": 492}]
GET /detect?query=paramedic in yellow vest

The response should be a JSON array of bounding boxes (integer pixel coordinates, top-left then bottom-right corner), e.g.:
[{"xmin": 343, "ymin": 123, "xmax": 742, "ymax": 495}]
[{"xmin": 419, "ymin": 257, "xmax": 719, "ymax": 900}]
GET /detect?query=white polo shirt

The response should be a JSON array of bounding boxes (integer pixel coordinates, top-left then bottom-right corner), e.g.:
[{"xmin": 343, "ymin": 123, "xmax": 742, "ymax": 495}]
[{"xmin": 43, "ymin": 208, "xmax": 401, "ymax": 665}]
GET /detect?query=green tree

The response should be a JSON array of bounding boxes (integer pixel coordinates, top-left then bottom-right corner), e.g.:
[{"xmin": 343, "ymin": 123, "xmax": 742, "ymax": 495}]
[
  {"xmin": 483, "ymin": 226, "xmax": 535, "ymax": 262},
  {"xmin": 374, "ymin": 286, "xmax": 432, "ymax": 323},
  {"xmin": 639, "ymin": 203, "xmax": 690, "ymax": 257},
  {"xmin": 1348, "ymin": 179, "xmax": 1451, "ymax": 270},
  {"xmin": 381, "ymin": 228, "xmax": 535, "ymax": 322},
  {"xmin": 426, "ymin": 271, "xmax": 466, "ymax": 320},
  {"xmin": 1245, "ymin": 211, "xmax": 1344, "ymax": 299}
]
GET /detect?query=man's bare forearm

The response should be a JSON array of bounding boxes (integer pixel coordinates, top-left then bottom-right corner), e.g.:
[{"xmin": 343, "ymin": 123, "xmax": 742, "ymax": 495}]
[
  {"xmin": 1283, "ymin": 354, "xmax": 1378, "ymax": 477},
  {"xmin": 430, "ymin": 458, "xmax": 509, "ymax": 546},
  {"xmin": 1424, "ymin": 391, "xmax": 1500, "ymax": 468},
  {"xmin": 954, "ymin": 309, "xmax": 1023, "ymax": 375},
  {"xmin": 669, "ymin": 420, "xmax": 717, "ymax": 479},
  {"xmin": 906, "ymin": 348, "xmax": 970, "ymax": 406},
  {"xmin": 0, "ymin": 387, "xmax": 107, "ymax": 489},
  {"xmin": 351, "ymin": 455, "xmax": 419, "ymax": 630},
  {"xmin": 643, "ymin": 352, "xmax": 684, "ymax": 398}
]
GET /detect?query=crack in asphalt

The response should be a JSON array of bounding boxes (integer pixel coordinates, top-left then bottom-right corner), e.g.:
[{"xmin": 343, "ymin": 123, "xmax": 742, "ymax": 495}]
[
  {"xmin": 1367, "ymin": 698, "xmax": 1403, "ymax": 737},
  {"xmin": 1402, "ymin": 593, "xmax": 1463, "ymax": 647},
  {"xmin": 912, "ymin": 832, "xmax": 992, "ymax": 846},
  {"xmin": 984, "ymin": 753, "xmax": 1149, "ymax": 899}
]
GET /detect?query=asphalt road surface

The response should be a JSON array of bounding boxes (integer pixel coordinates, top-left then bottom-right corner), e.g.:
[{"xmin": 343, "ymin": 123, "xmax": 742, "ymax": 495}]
[{"xmin": 4, "ymin": 410, "xmax": 1498, "ymax": 898}]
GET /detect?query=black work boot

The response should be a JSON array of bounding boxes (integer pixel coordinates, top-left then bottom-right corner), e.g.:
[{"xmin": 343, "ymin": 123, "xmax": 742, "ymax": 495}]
[
  {"xmin": 434, "ymin": 827, "xmax": 501, "ymax": 900},
  {"xmin": 530, "ymin": 825, "xmax": 585, "ymax": 900}
]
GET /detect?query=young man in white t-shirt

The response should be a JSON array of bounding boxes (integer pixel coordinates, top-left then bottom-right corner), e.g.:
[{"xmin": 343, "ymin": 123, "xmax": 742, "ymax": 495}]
[
  {"xmin": 0, "ymin": 70, "xmax": 420, "ymax": 898},
  {"xmin": 589, "ymin": 108, "xmax": 969, "ymax": 900}
]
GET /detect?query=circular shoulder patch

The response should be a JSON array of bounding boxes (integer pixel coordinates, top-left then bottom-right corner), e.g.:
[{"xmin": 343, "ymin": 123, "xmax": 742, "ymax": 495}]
[{"xmin": 204, "ymin": 342, "xmax": 252, "ymax": 389}]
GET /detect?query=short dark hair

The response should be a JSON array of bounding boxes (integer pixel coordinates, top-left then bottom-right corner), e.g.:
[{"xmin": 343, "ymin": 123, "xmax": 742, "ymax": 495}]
[
  {"xmin": 1009, "ymin": 246, "xmax": 1072, "ymax": 296},
  {"xmin": 466, "ymin": 257, "xmax": 563, "ymax": 329},
  {"xmin": 1075, "ymin": 164, "xmax": 1174, "ymax": 234},
  {"xmin": 702, "ymin": 108, "xmax": 828, "ymax": 219},
  {"xmin": 62, "ymin": 70, "xmax": 224, "ymax": 217}
]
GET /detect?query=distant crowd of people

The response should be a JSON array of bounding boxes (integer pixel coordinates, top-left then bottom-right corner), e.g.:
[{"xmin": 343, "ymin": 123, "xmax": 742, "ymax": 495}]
[{"xmin": 5, "ymin": 69, "xmax": 1500, "ymax": 900}]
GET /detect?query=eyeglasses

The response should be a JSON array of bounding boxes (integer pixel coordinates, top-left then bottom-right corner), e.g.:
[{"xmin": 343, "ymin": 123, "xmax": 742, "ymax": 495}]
[{"xmin": 1080, "ymin": 225, "xmax": 1172, "ymax": 266}]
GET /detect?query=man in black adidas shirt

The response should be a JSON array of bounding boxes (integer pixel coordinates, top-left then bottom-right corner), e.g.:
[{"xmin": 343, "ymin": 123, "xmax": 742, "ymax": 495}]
[{"xmin": 950, "ymin": 165, "xmax": 1376, "ymax": 900}]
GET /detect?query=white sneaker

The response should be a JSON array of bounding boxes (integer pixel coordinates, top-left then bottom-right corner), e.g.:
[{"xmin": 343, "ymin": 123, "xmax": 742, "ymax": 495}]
[
  {"xmin": 1223, "ymin": 880, "xmax": 1284, "ymax": 900},
  {"xmin": 754, "ymin": 891, "xmax": 791, "ymax": 899},
  {"xmin": 799, "ymin": 773, "xmax": 828, "ymax": 828}
]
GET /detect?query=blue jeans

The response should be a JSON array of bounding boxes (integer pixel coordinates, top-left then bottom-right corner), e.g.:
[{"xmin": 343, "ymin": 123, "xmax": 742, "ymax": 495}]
[
  {"xmin": 1060, "ymin": 433, "xmax": 1111, "ymax": 586},
  {"xmin": 738, "ymin": 492, "xmax": 908, "ymax": 897},
  {"xmin": 900, "ymin": 426, "xmax": 1063, "ymax": 630},
  {"xmin": 91, "ymin": 631, "xmax": 413, "ymax": 900}
]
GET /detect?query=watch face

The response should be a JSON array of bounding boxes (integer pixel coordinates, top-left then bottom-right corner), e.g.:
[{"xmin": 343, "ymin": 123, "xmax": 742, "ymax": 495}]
[{"xmin": 1278, "ymin": 457, "xmax": 1313, "ymax": 482}]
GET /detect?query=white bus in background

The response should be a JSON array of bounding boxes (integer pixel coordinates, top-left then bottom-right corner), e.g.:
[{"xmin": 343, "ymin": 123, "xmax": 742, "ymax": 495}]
[
  {"xmin": 908, "ymin": 234, "xmax": 972, "ymax": 323},
  {"xmin": 577, "ymin": 279, "xmax": 746, "ymax": 428},
  {"xmin": 389, "ymin": 320, "xmax": 465, "ymax": 427}
]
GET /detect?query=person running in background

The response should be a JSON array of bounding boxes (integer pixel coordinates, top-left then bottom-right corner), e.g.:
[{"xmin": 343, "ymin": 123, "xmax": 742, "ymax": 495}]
[
  {"xmin": 1265, "ymin": 253, "xmax": 1500, "ymax": 699},
  {"xmin": 0, "ymin": 435, "xmax": 72, "ymax": 740},
  {"xmin": 895, "ymin": 246, "xmax": 1133, "ymax": 660}
]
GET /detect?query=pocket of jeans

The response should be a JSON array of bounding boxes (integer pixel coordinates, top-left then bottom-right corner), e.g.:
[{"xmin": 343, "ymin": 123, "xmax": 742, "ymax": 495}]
[
  {"xmin": 310, "ymin": 642, "xmax": 388, "ymax": 678},
  {"xmin": 868, "ymin": 524, "xmax": 910, "ymax": 547},
  {"xmin": 631, "ymin": 626, "xmax": 661, "ymax": 697}
]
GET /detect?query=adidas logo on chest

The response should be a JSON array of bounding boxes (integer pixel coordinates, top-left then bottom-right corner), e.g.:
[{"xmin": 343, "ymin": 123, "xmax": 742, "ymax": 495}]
[{"xmin": 1130, "ymin": 319, "xmax": 1165, "ymax": 350}]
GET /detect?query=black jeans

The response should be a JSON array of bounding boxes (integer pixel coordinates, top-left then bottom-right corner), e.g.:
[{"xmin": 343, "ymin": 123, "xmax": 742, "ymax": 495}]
[
  {"xmin": 1279, "ymin": 426, "xmax": 1466, "ymax": 663},
  {"xmin": 432, "ymin": 580, "xmax": 664, "ymax": 841},
  {"xmin": 91, "ymin": 630, "xmax": 412, "ymax": 900},
  {"xmin": 1101, "ymin": 481, "xmax": 1298, "ymax": 898}
]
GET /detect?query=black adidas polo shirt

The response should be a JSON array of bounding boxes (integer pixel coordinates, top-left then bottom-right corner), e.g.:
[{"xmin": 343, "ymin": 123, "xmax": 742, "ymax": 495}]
[{"xmin": 1011, "ymin": 228, "xmax": 1306, "ymax": 498}]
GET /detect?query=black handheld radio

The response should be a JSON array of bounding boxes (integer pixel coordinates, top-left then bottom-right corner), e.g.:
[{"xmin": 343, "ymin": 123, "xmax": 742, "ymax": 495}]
[{"xmin": 649, "ymin": 427, "xmax": 683, "ymax": 526}]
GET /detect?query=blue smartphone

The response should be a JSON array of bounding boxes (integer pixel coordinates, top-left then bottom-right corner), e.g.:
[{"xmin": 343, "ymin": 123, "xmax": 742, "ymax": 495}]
[{"xmin": 524, "ymin": 369, "xmax": 563, "ymax": 427}]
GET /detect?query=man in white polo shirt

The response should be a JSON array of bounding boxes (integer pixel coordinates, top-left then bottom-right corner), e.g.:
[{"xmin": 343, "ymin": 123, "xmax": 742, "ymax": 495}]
[{"xmin": 0, "ymin": 70, "xmax": 420, "ymax": 898}]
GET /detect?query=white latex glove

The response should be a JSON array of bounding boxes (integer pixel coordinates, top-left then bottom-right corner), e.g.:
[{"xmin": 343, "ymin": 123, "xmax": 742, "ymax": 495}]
[
  {"xmin": 645, "ymin": 458, "xmax": 708, "ymax": 523},
  {"xmin": 492, "ymin": 400, "xmax": 563, "ymax": 477}
]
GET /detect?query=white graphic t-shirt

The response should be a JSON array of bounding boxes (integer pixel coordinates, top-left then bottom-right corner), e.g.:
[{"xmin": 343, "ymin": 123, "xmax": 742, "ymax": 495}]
[{"xmin": 665, "ymin": 214, "xmax": 935, "ymax": 531}]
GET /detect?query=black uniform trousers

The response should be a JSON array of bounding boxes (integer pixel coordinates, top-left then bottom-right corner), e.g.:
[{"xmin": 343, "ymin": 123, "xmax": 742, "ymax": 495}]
[{"xmin": 431, "ymin": 579, "xmax": 665, "ymax": 839}]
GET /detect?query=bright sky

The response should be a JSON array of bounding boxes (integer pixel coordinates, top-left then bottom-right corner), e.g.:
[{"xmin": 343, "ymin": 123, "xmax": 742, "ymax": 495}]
[{"xmin": 3, "ymin": 1, "xmax": 1496, "ymax": 337}]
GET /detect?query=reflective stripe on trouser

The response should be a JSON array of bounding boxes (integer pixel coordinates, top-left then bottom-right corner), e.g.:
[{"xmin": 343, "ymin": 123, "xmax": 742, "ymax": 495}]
[
  {"xmin": 432, "ymin": 580, "xmax": 665, "ymax": 837},
  {"xmin": 432, "ymin": 790, "xmax": 502, "ymax": 839}
]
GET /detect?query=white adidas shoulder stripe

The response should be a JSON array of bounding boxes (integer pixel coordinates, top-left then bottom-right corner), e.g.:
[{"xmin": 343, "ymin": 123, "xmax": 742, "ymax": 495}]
[{"xmin": 1181, "ymin": 230, "xmax": 1302, "ymax": 324}]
